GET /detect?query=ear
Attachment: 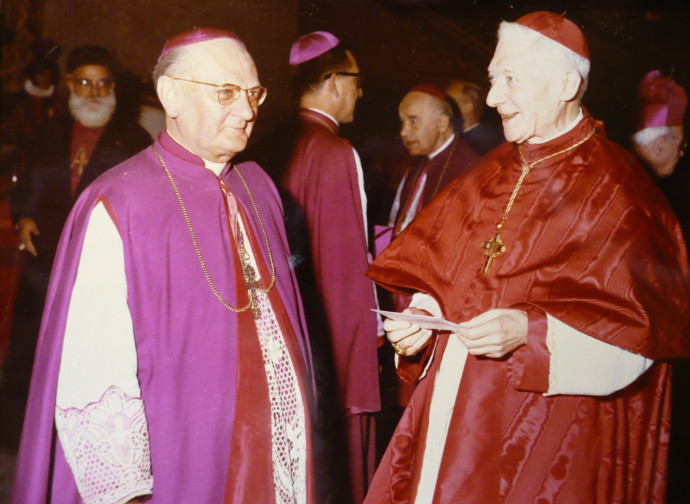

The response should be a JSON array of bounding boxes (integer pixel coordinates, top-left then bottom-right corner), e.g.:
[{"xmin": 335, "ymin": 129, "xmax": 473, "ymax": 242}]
[
  {"xmin": 65, "ymin": 74, "xmax": 75, "ymax": 94},
  {"xmin": 560, "ymin": 70, "xmax": 582, "ymax": 102},
  {"xmin": 157, "ymin": 76, "xmax": 181, "ymax": 118},
  {"xmin": 437, "ymin": 113, "xmax": 451, "ymax": 133},
  {"xmin": 327, "ymin": 74, "xmax": 340, "ymax": 100},
  {"xmin": 650, "ymin": 136, "xmax": 667, "ymax": 157}
]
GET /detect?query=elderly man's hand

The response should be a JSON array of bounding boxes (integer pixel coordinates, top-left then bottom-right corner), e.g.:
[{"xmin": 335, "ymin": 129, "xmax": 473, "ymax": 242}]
[
  {"xmin": 454, "ymin": 309, "xmax": 528, "ymax": 359},
  {"xmin": 385, "ymin": 307, "xmax": 434, "ymax": 357},
  {"xmin": 16, "ymin": 218, "xmax": 39, "ymax": 257}
]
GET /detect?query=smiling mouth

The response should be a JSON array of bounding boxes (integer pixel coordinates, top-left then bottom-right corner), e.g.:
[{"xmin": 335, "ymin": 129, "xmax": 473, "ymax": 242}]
[{"xmin": 500, "ymin": 112, "xmax": 518, "ymax": 121}]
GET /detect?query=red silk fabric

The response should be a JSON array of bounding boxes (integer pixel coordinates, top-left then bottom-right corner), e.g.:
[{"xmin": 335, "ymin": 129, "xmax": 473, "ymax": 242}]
[
  {"xmin": 365, "ymin": 111, "xmax": 689, "ymax": 503},
  {"xmin": 223, "ymin": 185, "xmax": 315, "ymax": 504}
]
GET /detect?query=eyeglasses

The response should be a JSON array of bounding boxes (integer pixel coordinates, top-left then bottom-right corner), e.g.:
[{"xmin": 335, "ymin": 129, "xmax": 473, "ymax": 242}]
[
  {"xmin": 172, "ymin": 77, "xmax": 267, "ymax": 107},
  {"xmin": 323, "ymin": 71, "xmax": 364, "ymax": 88},
  {"xmin": 71, "ymin": 77, "xmax": 114, "ymax": 96}
]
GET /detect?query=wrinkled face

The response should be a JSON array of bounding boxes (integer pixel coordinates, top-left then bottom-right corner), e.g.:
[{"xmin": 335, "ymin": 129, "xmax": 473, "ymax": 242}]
[
  {"xmin": 172, "ymin": 38, "xmax": 261, "ymax": 162},
  {"xmin": 334, "ymin": 51, "xmax": 363, "ymax": 124},
  {"xmin": 399, "ymin": 92, "xmax": 446, "ymax": 156},
  {"xmin": 486, "ymin": 35, "xmax": 565, "ymax": 144},
  {"xmin": 655, "ymin": 125, "xmax": 686, "ymax": 177}
]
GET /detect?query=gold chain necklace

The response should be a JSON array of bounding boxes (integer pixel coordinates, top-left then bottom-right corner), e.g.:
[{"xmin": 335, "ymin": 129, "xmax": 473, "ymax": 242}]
[
  {"xmin": 152, "ymin": 145, "xmax": 275, "ymax": 316},
  {"xmin": 481, "ymin": 128, "xmax": 596, "ymax": 275}
]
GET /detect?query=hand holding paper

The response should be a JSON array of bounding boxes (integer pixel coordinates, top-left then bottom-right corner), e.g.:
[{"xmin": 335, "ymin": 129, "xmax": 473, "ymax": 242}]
[
  {"xmin": 379, "ymin": 307, "xmax": 435, "ymax": 356},
  {"xmin": 375, "ymin": 307, "xmax": 528, "ymax": 359}
]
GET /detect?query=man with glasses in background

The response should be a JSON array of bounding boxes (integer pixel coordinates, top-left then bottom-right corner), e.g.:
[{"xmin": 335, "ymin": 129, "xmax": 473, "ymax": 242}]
[
  {"xmin": 1, "ymin": 45, "xmax": 150, "ymax": 452},
  {"xmin": 12, "ymin": 28, "xmax": 316, "ymax": 504},
  {"xmin": 282, "ymin": 31, "xmax": 381, "ymax": 504}
]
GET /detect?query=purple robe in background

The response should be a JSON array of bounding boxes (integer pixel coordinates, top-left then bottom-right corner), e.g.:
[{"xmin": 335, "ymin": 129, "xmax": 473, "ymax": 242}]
[
  {"xmin": 12, "ymin": 132, "xmax": 314, "ymax": 503},
  {"xmin": 283, "ymin": 108, "xmax": 380, "ymax": 502}
]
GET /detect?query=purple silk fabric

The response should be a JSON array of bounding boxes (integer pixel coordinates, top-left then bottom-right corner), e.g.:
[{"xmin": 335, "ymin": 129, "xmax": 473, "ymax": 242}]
[
  {"xmin": 12, "ymin": 131, "xmax": 312, "ymax": 503},
  {"xmin": 282, "ymin": 109, "xmax": 380, "ymax": 413}
]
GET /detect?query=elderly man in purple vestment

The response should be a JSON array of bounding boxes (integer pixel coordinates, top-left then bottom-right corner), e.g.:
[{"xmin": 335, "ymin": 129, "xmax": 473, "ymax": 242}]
[
  {"xmin": 12, "ymin": 27, "xmax": 316, "ymax": 504},
  {"xmin": 282, "ymin": 31, "xmax": 381, "ymax": 504}
]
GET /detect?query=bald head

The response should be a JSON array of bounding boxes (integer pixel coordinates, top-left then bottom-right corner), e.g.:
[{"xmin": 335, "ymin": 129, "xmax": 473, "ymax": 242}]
[{"xmin": 399, "ymin": 90, "xmax": 454, "ymax": 156}]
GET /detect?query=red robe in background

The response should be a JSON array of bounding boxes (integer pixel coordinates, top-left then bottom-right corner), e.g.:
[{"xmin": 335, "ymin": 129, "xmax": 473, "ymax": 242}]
[
  {"xmin": 391, "ymin": 135, "xmax": 479, "ymax": 237},
  {"xmin": 365, "ymin": 111, "xmax": 690, "ymax": 503},
  {"xmin": 283, "ymin": 108, "xmax": 380, "ymax": 502},
  {"xmin": 387, "ymin": 135, "xmax": 479, "ymax": 405}
]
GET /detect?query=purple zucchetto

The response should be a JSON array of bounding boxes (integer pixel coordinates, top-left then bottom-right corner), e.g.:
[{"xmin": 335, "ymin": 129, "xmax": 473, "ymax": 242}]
[
  {"xmin": 158, "ymin": 27, "xmax": 244, "ymax": 62},
  {"xmin": 289, "ymin": 31, "xmax": 340, "ymax": 66},
  {"xmin": 637, "ymin": 69, "xmax": 687, "ymax": 130}
]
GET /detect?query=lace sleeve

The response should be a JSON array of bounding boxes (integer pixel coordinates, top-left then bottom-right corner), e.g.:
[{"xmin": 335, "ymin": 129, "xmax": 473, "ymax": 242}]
[
  {"xmin": 56, "ymin": 386, "xmax": 153, "ymax": 504},
  {"xmin": 55, "ymin": 201, "xmax": 152, "ymax": 503}
]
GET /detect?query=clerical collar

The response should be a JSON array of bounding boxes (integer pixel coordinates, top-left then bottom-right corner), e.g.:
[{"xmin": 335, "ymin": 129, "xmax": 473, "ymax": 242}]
[
  {"xmin": 463, "ymin": 123, "xmax": 479, "ymax": 134},
  {"xmin": 530, "ymin": 108, "xmax": 584, "ymax": 144},
  {"xmin": 164, "ymin": 129, "xmax": 228, "ymax": 176},
  {"xmin": 429, "ymin": 133, "xmax": 455, "ymax": 160},
  {"xmin": 204, "ymin": 160, "xmax": 226, "ymax": 176},
  {"xmin": 306, "ymin": 107, "xmax": 338, "ymax": 126}
]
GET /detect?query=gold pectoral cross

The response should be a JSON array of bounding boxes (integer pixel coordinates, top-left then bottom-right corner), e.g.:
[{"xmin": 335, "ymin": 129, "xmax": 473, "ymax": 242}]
[
  {"xmin": 481, "ymin": 231, "xmax": 506, "ymax": 275},
  {"xmin": 71, "ymin": 146, "xmax": 89, "ymax": 178},
  {"xmin": 239, "ymin": 242, "xmax": 262, "ymax": 319}
]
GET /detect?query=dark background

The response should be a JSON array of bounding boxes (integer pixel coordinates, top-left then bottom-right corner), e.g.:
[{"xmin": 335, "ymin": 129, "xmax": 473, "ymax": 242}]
[
  {"xmin": 1, "ymin": 0, "xmax": 689, "ymax": 502},
  {"xmin": 2, "ymin": 0, "xmax": 689, "ymax": 150}
]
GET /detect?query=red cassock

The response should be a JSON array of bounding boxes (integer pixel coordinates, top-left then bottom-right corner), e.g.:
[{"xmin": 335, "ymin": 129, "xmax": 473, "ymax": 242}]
[
  {"xmin": 365, "ymin": 111, "xmax": 690, "ymax": 503},
  {"xmin": 283, "ymin": 108, "xmax": 380, "ymax": 502}
]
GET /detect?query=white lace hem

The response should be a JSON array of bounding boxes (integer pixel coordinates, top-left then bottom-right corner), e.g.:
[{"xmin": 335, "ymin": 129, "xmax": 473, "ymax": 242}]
[{"xmin": 55, "ymin": 385, "xmax": 153, "ymax": 504}]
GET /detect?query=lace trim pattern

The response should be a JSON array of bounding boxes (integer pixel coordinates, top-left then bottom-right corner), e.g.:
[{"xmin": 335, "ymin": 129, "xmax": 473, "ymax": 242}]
[
  {"xmin": 55, "ymin": 385, "xmax": 153, "ymax": 504},
  {"xmin": 255, "ymin": 291, "xmax": 307, "ymax": 504}
]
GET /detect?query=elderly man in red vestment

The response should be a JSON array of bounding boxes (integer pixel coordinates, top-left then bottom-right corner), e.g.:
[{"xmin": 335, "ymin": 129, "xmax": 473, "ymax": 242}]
[
  {"xmin": 365, "ymin": 11, "xmax": 690, "ymax": 504},
  {"xmin": 385, "ymin": 84, "xmax": 479, "ymax": 407},
  {"xmin": 282, "ymin": 31, "xmax": 381, "ymax": 503},
  {"xmin": 388, "ymin": 84, "xmax": 479, "ymax": 303}
]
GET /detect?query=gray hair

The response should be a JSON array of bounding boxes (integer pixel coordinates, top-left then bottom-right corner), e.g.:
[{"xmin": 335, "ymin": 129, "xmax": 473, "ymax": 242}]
[
  {"xmin": 498, "ymin": 21, "xmax": 590, "ymax": 96},
  {"xmin": 152, "ymin": 46, "xmax": 187, "ymax": 86},
  {"xmin": 632, "ymin": 126, "xmax": 670, "ymax": 146}
]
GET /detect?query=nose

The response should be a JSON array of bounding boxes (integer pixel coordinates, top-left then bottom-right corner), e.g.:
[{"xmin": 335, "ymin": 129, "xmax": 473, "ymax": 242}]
[
  {"xmin": 400, "ymin": 122, "xmax": 409, "ymax": 139},
  {"xmin": 486, "ymin": 80, "xmax": 502, "ymax": 109},
  {"xmin": 88, "ymin": 84, "xmax": 102, "ymax": 98},
  {"xmin": 233, "ymin": 92, "xmax": 257, "ymax": 122}
]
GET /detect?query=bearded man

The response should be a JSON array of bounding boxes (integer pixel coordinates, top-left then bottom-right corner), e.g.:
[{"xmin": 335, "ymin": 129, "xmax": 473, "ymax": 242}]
[
  {"xmin": 2, "ymin": 45, "xmax": 150, "ymax": 450},
  {"xmin": 365, "ymin": 11, "xmax": 690, "ymax": 504}
]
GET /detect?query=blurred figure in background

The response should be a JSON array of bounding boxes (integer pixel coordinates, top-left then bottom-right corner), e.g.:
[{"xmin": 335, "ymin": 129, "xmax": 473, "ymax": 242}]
[
  {"xmin": 282, "ymin": 30, "xmax": 381, "ymax": 504},
  {"xmin": 1, "ymin": 44, "xmax": 150, "ymax": 450},
  {"xmin": 445, "ymin": 79, "xmax": 503, "ymax": 155}
]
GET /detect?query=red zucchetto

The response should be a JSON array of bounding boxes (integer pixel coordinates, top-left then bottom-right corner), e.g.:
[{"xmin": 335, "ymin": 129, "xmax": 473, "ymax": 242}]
[
  {"xmin": 289, "ymin": 31, "xmax": 340, "ymax": 66},
  {"xmin": 408, "ymin": 84, "xmax": 450, "ymax": 104},
  {"xmin": 515, "ymin": 11, "xmax": 589, "ymax": 60},
  {"xmin": 637, "ymin": 69, "xmax": 687, "ymax": 130},
  {"xmin": 158, "ymin": 27, "xmax": 244, "ymax": 62}
]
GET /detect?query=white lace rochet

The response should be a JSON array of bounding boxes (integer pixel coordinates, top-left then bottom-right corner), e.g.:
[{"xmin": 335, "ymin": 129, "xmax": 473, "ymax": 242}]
[{"xmin": 55, "ymin": 386, "xmax": 153, "ymax": 504}]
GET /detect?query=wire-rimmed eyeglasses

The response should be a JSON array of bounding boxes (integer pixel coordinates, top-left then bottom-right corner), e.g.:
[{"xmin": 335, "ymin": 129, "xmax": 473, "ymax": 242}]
[
  {"xmin": 323, "ymin": 71, "xmax": 364, "ymax": 88},
  {"xmin": 70, "ymin": 77, "xmax": 114, "ymax": 97},
  {"xmin": 172, "ymin": 77, "xmax": 268, "ymax": 107}
]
